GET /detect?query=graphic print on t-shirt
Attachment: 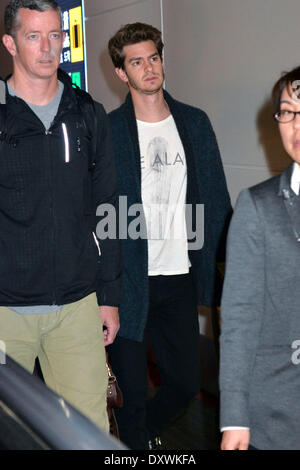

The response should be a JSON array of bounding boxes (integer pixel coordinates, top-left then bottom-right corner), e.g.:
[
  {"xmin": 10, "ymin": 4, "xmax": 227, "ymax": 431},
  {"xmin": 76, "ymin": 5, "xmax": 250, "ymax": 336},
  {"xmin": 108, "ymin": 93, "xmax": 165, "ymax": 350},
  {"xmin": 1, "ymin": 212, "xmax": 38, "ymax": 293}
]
[
  {"xmin": 141, "ymin": 135, "xmax": 185, "ymax": 240},
  {"xmin": 137, "ymin": 115, "xmax": 190, "ymax": 275}
]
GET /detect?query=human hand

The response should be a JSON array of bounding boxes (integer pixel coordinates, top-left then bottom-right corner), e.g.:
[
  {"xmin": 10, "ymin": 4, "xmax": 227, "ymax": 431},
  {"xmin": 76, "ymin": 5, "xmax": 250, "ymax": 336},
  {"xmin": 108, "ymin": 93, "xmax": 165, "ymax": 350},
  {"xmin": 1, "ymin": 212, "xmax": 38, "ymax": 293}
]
[
  {"xmin": 99, "ymin": 306, "xmax": 120, "ymax": 346},
  {"xmin": 221, "ymin": 429, "xmax": 250, "ymax": 450}
]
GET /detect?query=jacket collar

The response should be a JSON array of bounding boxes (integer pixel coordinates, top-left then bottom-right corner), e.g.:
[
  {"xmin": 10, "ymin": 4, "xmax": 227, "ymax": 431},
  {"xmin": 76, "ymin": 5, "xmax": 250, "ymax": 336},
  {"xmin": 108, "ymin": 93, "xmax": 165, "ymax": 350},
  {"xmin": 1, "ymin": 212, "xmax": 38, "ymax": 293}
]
[
  {"xmin": 4, "ymin": 68, "xmax": 76, "ymax": 105},
  {"xmin": 123, "ymin": 89, "xmax": 180, "ymax": 119},
  {"xmin": 4, "ymin": 68, "xmax": 79, "ymax": 127},
  {"xmin": 278, "ymin": 163, "xmax": 294, "ymax": 198},
  {"xmin": 278, "ymin": 162, "xmax": 300, "ymax": 242}
]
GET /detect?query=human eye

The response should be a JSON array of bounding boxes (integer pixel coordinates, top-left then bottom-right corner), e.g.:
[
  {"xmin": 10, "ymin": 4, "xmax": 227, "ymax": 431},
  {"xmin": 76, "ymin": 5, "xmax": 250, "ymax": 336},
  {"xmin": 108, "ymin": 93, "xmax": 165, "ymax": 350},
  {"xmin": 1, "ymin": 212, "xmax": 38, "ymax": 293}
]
[
  {"xmin": 131, "ymin": 60, "xmax": 141, "ymax": 67},
  {"xmin": 151, "ymin": 55, "xmax": 159, "ymax": 62},
  {"xmin": 27, "ymin": 33, "xmax": 39, "ymax": 40},
  {"xmin": 275, "ymin": 109, "xmax": 295, "ymax": 123},
  {"xmin": 279, "ymin": 109, "xmax": 293, "ymax": 115},
  {"xmin": 50, "ymin": 32, "xmax": 62, "ymax": 40}
]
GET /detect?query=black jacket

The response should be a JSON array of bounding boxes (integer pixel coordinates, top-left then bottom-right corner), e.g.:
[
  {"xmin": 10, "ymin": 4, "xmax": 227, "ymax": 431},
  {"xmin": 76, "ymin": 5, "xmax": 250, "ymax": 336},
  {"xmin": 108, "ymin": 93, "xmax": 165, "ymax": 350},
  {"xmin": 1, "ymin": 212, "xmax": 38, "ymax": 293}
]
[{"xmin": 0, "ymin": 70, "xmax": 121, "ymax": 307}]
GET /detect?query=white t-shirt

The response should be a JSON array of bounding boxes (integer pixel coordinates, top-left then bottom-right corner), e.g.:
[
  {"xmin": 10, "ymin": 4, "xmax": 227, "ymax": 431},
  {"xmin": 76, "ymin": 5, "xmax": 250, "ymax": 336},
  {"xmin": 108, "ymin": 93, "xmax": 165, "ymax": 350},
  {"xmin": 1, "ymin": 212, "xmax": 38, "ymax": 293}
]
[{"xmin": 137, "ymin": 115, "xmax": 190, "ymax": 275}]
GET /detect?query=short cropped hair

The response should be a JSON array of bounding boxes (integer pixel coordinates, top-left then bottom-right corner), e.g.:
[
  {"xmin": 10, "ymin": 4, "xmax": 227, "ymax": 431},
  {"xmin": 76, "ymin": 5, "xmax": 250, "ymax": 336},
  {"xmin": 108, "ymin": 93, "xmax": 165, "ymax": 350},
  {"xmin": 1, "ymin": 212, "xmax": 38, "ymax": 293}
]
[
  {"xmin": 4, "ymin": 0, "xmax": 61, "ymax": 37},
  {"xmin": 108, "ymin": 22, "xmax": 164, "ymax": 69},
  {"xmin": 272, "ymin": 65, "xmax": 300, "ymax": 111}
]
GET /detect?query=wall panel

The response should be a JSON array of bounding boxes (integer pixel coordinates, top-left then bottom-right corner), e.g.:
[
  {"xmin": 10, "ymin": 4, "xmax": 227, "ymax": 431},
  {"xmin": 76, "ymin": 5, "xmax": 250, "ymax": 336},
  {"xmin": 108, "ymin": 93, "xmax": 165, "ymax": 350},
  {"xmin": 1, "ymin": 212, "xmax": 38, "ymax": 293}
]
[
  {"xmin": 162, "ymin": 0, "xmax": 300, "ymax": 203},
  {"xmin": 0, "ymin": 0, "xmax": 12, "ymax": 78},
  {"xmin": 85, "ymin": 0, "xmax": 162, "ymax": 111}
]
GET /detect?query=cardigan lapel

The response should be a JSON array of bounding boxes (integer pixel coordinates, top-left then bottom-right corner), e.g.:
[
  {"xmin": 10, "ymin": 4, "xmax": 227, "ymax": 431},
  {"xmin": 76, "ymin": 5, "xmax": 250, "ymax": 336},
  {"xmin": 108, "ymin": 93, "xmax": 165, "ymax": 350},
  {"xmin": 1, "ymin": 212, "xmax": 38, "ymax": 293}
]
[
  {"xmin": 123, "ymin": 93, "xmax": 142, "ymax": 195},
  {"xmin": 163, "ymin": 90, "xmax": 200, "ymax": 207}
]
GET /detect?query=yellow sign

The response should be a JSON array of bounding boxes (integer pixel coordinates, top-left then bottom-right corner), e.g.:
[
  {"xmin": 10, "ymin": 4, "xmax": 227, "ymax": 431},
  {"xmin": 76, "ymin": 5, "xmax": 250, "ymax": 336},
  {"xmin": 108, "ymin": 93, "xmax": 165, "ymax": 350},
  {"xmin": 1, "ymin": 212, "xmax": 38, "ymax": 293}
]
[{"xmin": 69, "ymin": 6, "xmax": 84, "ymax": 63}]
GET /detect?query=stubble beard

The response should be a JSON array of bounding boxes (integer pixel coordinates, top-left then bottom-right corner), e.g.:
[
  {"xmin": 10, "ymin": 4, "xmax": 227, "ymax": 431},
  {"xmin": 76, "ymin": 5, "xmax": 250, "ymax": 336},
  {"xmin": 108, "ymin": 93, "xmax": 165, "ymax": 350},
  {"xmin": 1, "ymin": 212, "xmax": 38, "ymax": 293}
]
[{"xmin": 127, "ymin": 70, "xmax": 165, "ymax": 96}]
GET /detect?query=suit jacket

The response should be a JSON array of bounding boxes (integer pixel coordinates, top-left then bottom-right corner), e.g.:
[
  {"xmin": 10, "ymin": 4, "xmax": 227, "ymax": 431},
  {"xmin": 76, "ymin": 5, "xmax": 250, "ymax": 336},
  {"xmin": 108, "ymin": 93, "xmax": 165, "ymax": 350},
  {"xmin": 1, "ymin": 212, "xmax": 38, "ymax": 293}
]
[
  {"xmin": 220, "ymin": 164, "xmax": 300, "ymax": 449},
  {"xmin": 109, "ymin": 90, "xmax": 231, "ymax": 341}
]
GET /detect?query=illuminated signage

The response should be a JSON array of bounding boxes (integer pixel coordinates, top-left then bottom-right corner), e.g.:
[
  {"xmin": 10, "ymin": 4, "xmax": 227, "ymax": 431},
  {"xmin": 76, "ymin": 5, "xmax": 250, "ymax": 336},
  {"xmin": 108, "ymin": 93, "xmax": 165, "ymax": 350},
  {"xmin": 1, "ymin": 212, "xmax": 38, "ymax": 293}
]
[
  {"xmin": 57, "ymin": 0, "xmax": 87, "ymax": 91},
  {"xmin": 69, "ymin": 6, "xmax": 84, "ymax": 63}
]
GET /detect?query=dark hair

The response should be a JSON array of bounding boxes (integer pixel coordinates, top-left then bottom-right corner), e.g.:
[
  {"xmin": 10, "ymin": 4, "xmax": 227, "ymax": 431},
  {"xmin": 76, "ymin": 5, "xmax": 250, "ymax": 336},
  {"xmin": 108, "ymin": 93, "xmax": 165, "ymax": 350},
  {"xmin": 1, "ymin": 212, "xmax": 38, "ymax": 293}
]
[
  {"xmin": 108, "ymin": 22, "xmax": 164, "ymax": 69},
  {"xmin": 5, "ymin": 0, "xmax": 61, "ymax": 37},
  {"xmin": 272, "ymin": 65, "xmax": 300, "ymax": 111}
]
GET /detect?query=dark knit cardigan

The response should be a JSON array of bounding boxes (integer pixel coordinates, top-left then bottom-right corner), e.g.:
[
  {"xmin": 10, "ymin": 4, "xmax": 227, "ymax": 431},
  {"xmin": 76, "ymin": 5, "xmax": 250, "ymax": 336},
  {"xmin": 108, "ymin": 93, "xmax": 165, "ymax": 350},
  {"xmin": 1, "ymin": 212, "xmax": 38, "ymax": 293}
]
[{"xmin": 109, "ymin": 90, "xmax": 231, "ymax": 341}]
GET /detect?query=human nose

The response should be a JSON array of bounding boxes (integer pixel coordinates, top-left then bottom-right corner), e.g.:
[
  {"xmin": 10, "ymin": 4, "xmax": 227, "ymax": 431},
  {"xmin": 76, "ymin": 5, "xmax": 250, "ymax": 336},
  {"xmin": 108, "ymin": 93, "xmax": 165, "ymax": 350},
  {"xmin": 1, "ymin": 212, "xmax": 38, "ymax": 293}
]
[
  {"xmin": 144, "ymin": 59, "xmax": 153, "ymax": 72},
  {"xmin": 40, "ymin": 35, "xmax": 50, "ymax": 52}
]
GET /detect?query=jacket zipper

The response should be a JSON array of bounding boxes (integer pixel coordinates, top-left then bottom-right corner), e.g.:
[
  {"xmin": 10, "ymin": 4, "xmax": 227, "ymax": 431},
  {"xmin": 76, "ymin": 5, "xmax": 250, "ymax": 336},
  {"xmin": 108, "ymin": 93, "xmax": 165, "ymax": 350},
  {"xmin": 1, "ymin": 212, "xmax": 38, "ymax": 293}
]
[{"xmin": 45, "ymin": 128, "xmax": 57, "ymax": 304}]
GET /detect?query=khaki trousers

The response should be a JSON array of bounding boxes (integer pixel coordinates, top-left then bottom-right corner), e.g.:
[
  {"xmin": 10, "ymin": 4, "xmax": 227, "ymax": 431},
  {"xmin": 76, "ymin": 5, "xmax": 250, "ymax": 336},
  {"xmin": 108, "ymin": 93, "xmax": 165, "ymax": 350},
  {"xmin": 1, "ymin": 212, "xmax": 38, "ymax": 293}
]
[{"xmin": 0, "ymin": 293, "xmax": 109, "ymax": 432}]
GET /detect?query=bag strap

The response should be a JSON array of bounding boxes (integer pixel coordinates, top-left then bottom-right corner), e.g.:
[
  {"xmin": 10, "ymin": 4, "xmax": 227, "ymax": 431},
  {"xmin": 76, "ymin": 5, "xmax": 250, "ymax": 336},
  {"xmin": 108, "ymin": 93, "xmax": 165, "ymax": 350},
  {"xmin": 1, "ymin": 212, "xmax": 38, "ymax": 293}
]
[{"xmin": 74, "ymin": 86, "xmax": 97, "ymax": 171}]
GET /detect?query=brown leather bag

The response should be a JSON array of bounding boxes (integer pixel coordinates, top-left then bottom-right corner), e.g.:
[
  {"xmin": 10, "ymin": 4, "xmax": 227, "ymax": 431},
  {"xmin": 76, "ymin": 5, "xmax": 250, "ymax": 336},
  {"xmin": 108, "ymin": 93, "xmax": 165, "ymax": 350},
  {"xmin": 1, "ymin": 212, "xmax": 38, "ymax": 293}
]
[{"xmin": 106, "ymin": 353, "xmax": 123, "ymax": 438}]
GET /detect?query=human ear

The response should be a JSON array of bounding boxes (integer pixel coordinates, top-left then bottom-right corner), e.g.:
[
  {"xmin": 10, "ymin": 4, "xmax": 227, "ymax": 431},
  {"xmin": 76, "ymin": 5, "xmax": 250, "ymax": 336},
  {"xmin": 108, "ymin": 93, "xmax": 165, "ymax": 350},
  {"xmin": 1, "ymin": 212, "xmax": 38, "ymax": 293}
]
[
  {"xmin": 2, "ymin": 34, "xmax": 17, "ymax": 57},
  {"xmin": 115, "ymin": 67, "xmax": 128, "ymax": 84}
]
